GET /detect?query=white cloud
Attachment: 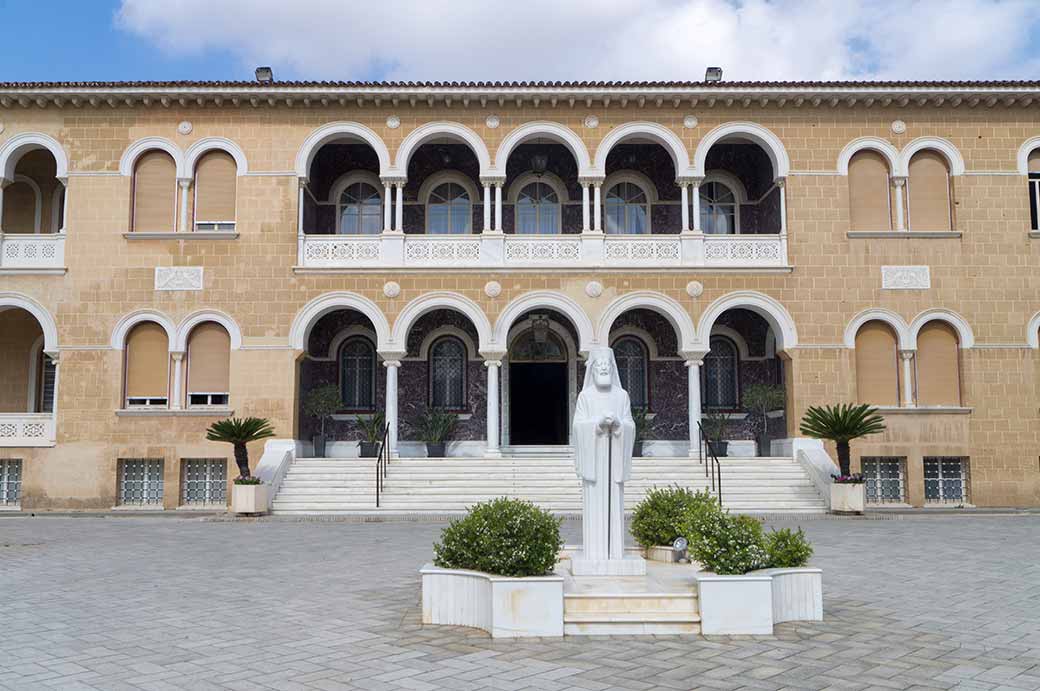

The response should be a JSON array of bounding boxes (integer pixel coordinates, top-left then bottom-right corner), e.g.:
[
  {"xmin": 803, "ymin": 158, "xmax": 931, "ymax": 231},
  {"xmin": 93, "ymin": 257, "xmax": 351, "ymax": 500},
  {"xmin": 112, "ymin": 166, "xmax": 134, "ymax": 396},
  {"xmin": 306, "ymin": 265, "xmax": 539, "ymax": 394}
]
[{"xmin": 116, "ymin": 0, "xmax": 1040, "ymax": 82}]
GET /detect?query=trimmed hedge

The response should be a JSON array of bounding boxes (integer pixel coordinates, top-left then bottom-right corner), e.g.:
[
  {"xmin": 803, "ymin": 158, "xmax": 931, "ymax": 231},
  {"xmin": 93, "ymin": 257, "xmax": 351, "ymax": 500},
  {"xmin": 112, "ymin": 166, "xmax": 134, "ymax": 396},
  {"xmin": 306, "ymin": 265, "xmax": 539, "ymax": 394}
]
[
  {"xmin": 764, "ymin": 527, "xmax": 814, "ymax": 568},
  {"xmin": 630, "ymin": 487, "xmax": 716, "ymax": 549}
]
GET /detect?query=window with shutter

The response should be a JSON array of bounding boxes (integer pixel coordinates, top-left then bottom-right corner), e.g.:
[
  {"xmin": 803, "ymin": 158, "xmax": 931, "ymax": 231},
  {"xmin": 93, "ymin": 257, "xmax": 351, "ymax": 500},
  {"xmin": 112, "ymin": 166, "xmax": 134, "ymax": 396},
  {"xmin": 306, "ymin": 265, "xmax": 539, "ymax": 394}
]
[
  {"xmin": 132, "ymin": 151, "xmax": 177, "ymax": 232},
  {"xmin": 855, "ymin": 321, "xmax": 900, "ymax": 407},
  {"xmin": 1027, "ymin": 149, "xmax": 1040, "ymax": 231},
  {"xmin": 916, "ymin": 321, "xmax": 961, "ymax": 407},
  {"xmin": 186, "ymin": 323, "xmax": 231, "ymax": 407},
  {"xmin": 907, "ymin": 150, "xmax": 952, "ymax": 231},
  {"xmin": 848, "ymin": 150, "xmax": 892, "ymax": 231},
  {"xmin": 193, "ymin": 151, "xmax": 237, "ymax": 231},
  {"xmin": 125, "ymin": 322, "xmax": 169, "ymax": 407}
]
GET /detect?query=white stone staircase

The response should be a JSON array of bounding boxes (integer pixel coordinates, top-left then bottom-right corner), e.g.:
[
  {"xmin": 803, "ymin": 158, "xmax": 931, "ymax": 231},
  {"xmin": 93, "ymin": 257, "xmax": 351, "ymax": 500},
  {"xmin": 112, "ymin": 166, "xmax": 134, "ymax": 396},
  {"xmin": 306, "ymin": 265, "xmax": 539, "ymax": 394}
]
[{"xmin": 270, "ymin": 453, "xmax": 827, "ymax": 515}]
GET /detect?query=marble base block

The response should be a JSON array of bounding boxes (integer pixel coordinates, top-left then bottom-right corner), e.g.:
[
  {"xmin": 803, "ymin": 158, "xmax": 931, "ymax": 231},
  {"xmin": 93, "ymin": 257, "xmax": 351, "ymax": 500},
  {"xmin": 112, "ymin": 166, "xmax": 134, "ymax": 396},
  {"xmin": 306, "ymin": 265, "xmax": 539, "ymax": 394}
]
[{"xmin": 571, "ymin": 554, "xmax": 647, "ymax": 576}]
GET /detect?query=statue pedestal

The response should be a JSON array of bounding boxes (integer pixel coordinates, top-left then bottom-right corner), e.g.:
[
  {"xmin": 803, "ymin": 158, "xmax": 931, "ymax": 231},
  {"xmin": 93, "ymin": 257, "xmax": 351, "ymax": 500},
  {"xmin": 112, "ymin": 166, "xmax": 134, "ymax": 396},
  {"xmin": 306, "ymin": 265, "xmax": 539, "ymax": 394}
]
[{"xmin": 571, "ymin": 554, "xmax": 647, "ymax": 576}]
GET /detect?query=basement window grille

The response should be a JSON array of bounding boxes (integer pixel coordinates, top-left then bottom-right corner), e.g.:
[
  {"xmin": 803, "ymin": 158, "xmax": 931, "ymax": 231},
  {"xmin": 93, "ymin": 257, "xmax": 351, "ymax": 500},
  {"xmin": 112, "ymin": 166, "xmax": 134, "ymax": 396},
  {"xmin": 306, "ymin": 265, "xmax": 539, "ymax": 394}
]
[
  {"xmin": 0, "ymin": 459, "xmax": 22, "ymax": 505},
  {"xmin": 924, "ymin": 456, "xmax": 970, "ymax": 504},
  {"xmin": 862, "ymin": 457, "xmax": 906, "ymax": 504},
  {"xmin": 181, "ymin": 458, "xmax": 227, "ymax": 506},
  {"xmin": 118, "ymin": 458, "xmax": 164, "ymax": 506}
]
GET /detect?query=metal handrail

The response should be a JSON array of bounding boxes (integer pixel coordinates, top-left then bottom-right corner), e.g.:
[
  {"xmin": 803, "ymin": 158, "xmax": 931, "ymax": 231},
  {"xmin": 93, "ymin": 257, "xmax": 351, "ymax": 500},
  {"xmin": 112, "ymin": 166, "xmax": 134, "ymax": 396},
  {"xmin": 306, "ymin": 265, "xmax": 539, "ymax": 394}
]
[
  {"xmin": 375, "ymin": 423, "xmax": 390, "ymax": 508},
  {"xmin": 697, "ymin": 421, "xmax": 722, "ymax": 505}
]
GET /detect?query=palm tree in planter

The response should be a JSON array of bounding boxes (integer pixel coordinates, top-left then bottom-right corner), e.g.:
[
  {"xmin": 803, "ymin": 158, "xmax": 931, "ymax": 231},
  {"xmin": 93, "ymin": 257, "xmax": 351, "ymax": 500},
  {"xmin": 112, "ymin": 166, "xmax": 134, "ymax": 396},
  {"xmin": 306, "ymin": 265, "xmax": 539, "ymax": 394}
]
[
  {"xmin": 206, "ymin": 416, "xmax": 276, "ymax": 480},
  {"xmin": 799, "ymin": 403, "xmax": 885, "ymax": 476}
]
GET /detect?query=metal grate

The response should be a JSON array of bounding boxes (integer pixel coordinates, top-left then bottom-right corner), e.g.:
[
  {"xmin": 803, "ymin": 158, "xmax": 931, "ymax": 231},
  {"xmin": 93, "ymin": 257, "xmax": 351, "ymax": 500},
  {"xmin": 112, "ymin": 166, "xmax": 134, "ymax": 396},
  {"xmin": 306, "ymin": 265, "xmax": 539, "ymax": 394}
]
[
  {"xmin": 0, "ymin": 459, "xmax": 22, "ymax": 505},
  {"xmin": 180, "ymin": 458, "xmax": 227, "ymax": 506},
  {"xmin": 862, "ymin": 457, "xmax": 907, "ymax": 504},
  {"xmin": 924, "ymin": 456, "xmax": 970, "ymax": 504},
  {"xmin": 118, "ymin": 458, "xmax": 164, "ymax": 505}
]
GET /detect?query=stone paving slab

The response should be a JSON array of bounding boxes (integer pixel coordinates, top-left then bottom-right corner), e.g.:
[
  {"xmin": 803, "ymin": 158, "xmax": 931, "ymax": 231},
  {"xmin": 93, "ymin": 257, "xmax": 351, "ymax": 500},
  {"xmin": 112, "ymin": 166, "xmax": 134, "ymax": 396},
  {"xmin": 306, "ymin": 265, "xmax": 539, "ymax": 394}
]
[{"xmin": 1, "ymin": 515, "xmax": 1039, "ymax": 690}]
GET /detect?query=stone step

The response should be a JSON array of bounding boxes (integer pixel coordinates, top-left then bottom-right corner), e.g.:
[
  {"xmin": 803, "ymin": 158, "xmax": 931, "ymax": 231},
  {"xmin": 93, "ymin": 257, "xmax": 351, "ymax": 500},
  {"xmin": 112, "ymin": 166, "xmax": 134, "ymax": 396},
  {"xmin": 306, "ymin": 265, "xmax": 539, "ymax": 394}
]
[{"xmin": 563, "ymin": 621, "xmax": 701, "ymax": 635}]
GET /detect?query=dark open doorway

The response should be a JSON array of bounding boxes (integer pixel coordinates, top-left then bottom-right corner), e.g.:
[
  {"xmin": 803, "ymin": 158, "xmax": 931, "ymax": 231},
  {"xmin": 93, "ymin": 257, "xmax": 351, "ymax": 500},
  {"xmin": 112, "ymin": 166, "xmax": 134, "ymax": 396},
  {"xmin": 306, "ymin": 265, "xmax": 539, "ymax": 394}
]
[{"xmin": 509, "ymin": 363, "xmax": 568, "ymax": 445}]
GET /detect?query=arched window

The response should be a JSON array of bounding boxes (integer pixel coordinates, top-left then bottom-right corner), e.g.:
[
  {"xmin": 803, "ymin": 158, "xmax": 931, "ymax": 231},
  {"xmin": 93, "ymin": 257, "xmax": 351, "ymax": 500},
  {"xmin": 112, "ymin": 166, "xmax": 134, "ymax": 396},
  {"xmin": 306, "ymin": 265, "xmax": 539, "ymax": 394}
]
[
  {"xmin": 704, "ymin": 336, "xmax": 738, "ymax": 409},
  {"xmin": 125, "ymin": 322, "xmax": 169, "ymax": 407},
  {"xmin": 855, "ymin": 321, "xmax": 900, "ymax": 407},
  {"xmin": 1027, "ymin": 149, "xmax": 1040, "ymax": 231},
  {"xmin": 427, "ymin": 182, "xmax": 471, "ymax": 234},
  {"xmin": 186, "ymin": 323, "xmax": 231, "ymax": 407},
  {"xmin": 848, "ymin": 150, "xmax": 892, "ymax": 231},
  {"xmin": 916, "ymin": 322, "xmax": 961, "ymax": 407},
  {"xmin": 700, "ymin": 180, "xmax": 738, "ymax": 234},
  {"xmin": 430, "ymin": 336, "xmax": 466, "ymax": 410},
  {"xmin": 132, "ymin": 150, "xmax": 177, "ymax": 232},
  {"xmin": 907, "ymin": 150, "xmax": 952, "ymax": 231},
  {"xmin": 613, "ymin": 336, "xmax": 648, "ymax": 409},
  {"xmin": 339, "ymin": 336, "xmax": 376, "ymax": 411},
  {"xmin": 338, "ymin": 182, "xmax": 383, "ymax": 235},
  {"xmin": 193, "ymin": 151, "xmax": 237, "ymax": 231},
  {"xmin": 516, "ymin": 181, "xmax": 560, "ymax": 234},
  {"xmin": 604, "ymin": 181, "xmax": 649, "ymax": 234}
]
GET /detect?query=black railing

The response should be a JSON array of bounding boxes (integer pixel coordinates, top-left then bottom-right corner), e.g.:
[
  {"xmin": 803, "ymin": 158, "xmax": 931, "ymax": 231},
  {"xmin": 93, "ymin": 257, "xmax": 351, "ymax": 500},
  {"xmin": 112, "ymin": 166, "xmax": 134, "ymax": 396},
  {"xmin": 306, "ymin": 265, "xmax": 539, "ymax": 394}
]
[
  {"xmin": 375, "ymin": 423, "xmax": 390, "ymax": 508},
  {"xmin": 697, "ymin": 421, "xmax": 722, "ymax": 505}
]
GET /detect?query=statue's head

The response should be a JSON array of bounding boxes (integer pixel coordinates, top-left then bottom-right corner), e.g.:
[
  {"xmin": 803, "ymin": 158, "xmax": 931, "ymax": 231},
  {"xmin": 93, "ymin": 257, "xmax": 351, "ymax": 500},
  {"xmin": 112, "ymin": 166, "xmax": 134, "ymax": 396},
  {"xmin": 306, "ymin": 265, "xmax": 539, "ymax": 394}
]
[{"xmin": 592, "ymin": 356, "xmax": 613, "ymax": 390}]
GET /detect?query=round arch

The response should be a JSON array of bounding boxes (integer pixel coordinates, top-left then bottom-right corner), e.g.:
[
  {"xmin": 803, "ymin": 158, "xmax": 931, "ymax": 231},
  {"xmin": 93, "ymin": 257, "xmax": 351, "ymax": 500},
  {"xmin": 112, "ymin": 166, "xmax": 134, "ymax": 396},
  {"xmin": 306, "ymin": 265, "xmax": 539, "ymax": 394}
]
[
  {"xmin": 392, "ymin": 122, "xmax": 492, "ymax": 178},
  {"xmin": 1027, "ymin": 311, "xmax": 1040, "ymax": 349},
  {"xmin": 493, "ymin": 291, "xmax": 596, "ymax": 353},
  {"xmin": 1016, "ymin": 137, "xmax": 1040, "ymax": 175},
  {"xmin": 693, "ymin": 122, "xmax": 790, "ymax": 181},
  {"xmin": 492, "ymin": 121, "xmax": 593, "ymax": 177},
  {"xmin": 0, "ymin": 132, "xmax": 69, "ymax": 182},
  {"xmin": 0, "ymin": 292, "xmax": 59, "ymax": 353},
  {"xmin": 843, "ymin": 308, "xmax": 912, "ymax": 351},
  {"xmin": 391, "ymin": 291, "xmax": 492, "ymax": 353},
  {"xmin": 837, "ymin": 137, "xmax": 901, "ymax": 175},
  {"xmin": 909, "ymin": 309, "xmax": 974, "ymax": 349},
  {"xmin": 697, "ymin": 291, "xmax": 798, "ymax": 352},
  {"xmin": 900, "ymin": 137, "xmax": 965, "ymax": 177},
  {"xmin": 290, "ymin": 291, "xmax": 391, "ymax": 352},
  {"xmin": 119, "ymin": 137, "xmax": 186, "ymax": 178},
  {"xmin": 295, "ymin": 122, "xmax": 391, "ymax": 180},
  {"xmin": 110, "ymin": 309, "xmax": 177, "ymax": 351},
  {"xmin": 184, "ymin": 137, "xmax": 249, "ymax": 176},
  {"xmin": 593, "ymin": 121, "xmax": 691, "ymax": 177},
  {"xmin": 174, "ymin": 310, "xmax": 244, "ymax": 352},
  {"xmin": 596, "ymin": 291, "xmax": 697, "ymax": 354}
]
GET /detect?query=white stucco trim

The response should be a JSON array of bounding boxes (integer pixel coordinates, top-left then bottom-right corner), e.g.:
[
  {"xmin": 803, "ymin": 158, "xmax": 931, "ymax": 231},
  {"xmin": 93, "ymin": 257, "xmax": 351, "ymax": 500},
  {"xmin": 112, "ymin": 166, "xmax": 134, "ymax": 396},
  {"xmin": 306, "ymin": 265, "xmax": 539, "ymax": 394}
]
[
  {"xmin": 0, "ymin": 292, "xmax": 60, "ymax": 353},
  {"xmin": 11, "ymin": 175, "xmax": 42, "ymax": 233},
  {"xmin": 696, "ymin": 290, "xmax": 798, "ymax": 352},
  {"xmin": 908, "ymin": 309, "xmax": 975, "ymax": 349},
  {"xmin": 596, "ymin": 290, "xmax": 697, "ymax": 354},
  {"xmin": 843, "ymin": 308, "xmax": 912, "ymax": 351},
  {"xmin": 837, "ymin": 137, "xmax": 901, "ymax": 175},
  {"xmin": 1027, "ymin": 312, "xmax": 1040, "ymax": 349},
  {"xmin": 1016, "ymin": 137, "xmax": 1040, "ymax": 175},
  {"xmin": 290, "ymin": 291, "xmax": 391, "ymax": 352},
  {"xmin": 119, "ymin": 137, "xmax": 185, "ymax": 178},
  {"xmin": 414, "ymin": 325, "xmax": 481, "ymax": 361},
  {"xmin": 295, "ymin": 122, "xmax": 391, "ymax": 179},
  {"xmin": 183, "ymin": 137, "xmax": 249, "ymax": 176},
  {"xmin": 174, "ymin": 310, "xmax": 244, "ymax": 351},
  {"xmin": 694, "ymin": 122, "xmax": 790, "ymax": 181},
  {"xmin": 594, "ymin": 121, "xmax": 692, "ymax": 177},
  {"xmin": 392, "ymin": 291, "xmax": 492, "ymax": 353},
  {"xmin": 506, "ymin": 171, "xmax": 570, "ymax": 203},
  {"xmin": 110, "ymin": 309, "xmax": 177, "ymax": 351},
  {"xmin": 392, "ymin": 121, "xmax": 492, "ymax": 178},
  {"xmin": 0, "ymin": 132, "xmax": 69, "ymax": 182},
  {"xmin": 494, "ymin": 290, "xmax": 596, "ymax": 353},
  {"xmin": 899, "ymin": 137, "xmax": 965, "ymax": 177},
  {"xmin": 492, "ymin": 121, "xmax": 593, "ymax": 177}
]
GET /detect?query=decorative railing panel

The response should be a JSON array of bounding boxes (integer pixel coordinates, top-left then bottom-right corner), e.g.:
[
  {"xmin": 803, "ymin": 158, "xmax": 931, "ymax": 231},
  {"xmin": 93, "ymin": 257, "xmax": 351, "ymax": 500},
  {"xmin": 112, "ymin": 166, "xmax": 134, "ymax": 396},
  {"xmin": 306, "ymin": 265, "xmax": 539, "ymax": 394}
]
[
  {"xmin": 0, "ymin": 233, "xmax": 66, "ymax": 270},
  {"xmin": 603, "ymin": 237, "xmax": 682, "ymax": 266},
  {"xmin": 405, "ymin": 237, "xmax": 482, "ymax": 266},
  {"xmin": 301, "ymin": 236, "xmax": 382, "ymax": 267},
  {"xmin": 504, "ymin": 237, "xmax": 582, "ymax": 265},
  {"xmin": 703, "ymin": 234, "xmax": 784, "ymax": 267},
  {"xmin": 0, "ymin": 413, "xmax": 56, "ymax": 447}
]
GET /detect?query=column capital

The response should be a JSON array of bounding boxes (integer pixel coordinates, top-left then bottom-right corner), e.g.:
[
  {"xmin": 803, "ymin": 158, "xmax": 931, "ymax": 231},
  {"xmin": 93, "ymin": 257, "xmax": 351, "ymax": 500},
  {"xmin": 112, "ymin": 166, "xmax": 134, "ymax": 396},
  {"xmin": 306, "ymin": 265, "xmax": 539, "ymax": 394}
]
[
  {"xmin": 480, "ymin": 175, "xmax": 506, "ymax": 186},
  {"xmin": 177, "ymin": 177, "xmax": 192, "ymax": 189},
  {"xmin": 676, "ymin": 176, "xmax": 703, "ymax": 187},
  {"xmin": 578, "ymin": 175, "xmax": 604, "ymax": 186},
  {"xmin": 171, "ymin": 350, "xmax": 186, "ymax": 361},
  {"xmin": 890, "ymin": 175, "xmax": 908, "ymax": 187},
  {"xmin": 44, "ymin": 350, "xmax": 60, "ymax": 363},
  {"xmin": 380, "ymin": 175, "xmax": 407, "ymax": 186},
  {"xmin": 381, "ymin": 358, "xmax": 403, "ymax": 368},
  {"xmin": 773, "ymin": 176, "xmax": 787, "ymax": 189},
  {"xmin": 481, "ymin": 353, "xmax": 505, "ymax": 367},
  {"xmin": 682, "ymin": 351, "xmax": 708, "ymax": 366},
  {"xmin": 899, "ymin": 349, "xmax": 916, "ymax": 360}
]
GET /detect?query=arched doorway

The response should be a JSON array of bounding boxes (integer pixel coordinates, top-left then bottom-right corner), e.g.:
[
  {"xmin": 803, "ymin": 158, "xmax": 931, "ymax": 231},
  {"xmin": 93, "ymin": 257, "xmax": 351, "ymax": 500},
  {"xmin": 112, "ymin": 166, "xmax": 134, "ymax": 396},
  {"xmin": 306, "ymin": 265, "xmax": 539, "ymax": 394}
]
[{"xmin": 504, "ymin": 313, "xmax": 578, "ymax": 446}]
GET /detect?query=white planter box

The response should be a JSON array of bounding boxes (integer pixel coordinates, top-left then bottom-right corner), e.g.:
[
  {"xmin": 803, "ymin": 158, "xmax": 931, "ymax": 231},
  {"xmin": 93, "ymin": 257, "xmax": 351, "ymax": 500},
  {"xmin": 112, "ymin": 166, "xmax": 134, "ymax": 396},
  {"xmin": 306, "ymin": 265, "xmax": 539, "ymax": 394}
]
[
  {"xmin": 831, "ymin": 483, "xmax": 865, "ymax": 514},
  {"xmin": 421, "ymin": 564, "xmax": 563, "ymax": 638},
  {"xmin": 694, "ymin": 573, "xmax": 774, "ymax": 635},
  {"xmin": 757, "ymin": 567, "xmax": 823, "ymax": 623},
  {"xmin": 232, "ymin": 484, "xmax": 268, "ymax": 515},
  {"xmin": 644, "ymin": 545, "xmax": 682, "ymax": 563}
]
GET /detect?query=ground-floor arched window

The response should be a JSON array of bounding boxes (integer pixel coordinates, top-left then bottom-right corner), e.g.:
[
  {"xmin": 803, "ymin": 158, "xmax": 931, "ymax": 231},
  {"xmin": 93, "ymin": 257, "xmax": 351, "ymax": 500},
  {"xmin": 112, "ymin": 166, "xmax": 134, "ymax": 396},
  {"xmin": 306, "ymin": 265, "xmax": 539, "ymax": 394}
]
[
  {"xmin": 704, "ymin": 336, "xmax": 738, "ymax": 409},
  {"xmin": 430, "ymin": 336, "xmax": 466, "ymax": 410},
  {"xmin": 339, "ymin": 336, "xmax": 376, "ymax": 411},
  {"xmin": 613, "ymin": 336, "xmax": 648, "ymax": 409}
]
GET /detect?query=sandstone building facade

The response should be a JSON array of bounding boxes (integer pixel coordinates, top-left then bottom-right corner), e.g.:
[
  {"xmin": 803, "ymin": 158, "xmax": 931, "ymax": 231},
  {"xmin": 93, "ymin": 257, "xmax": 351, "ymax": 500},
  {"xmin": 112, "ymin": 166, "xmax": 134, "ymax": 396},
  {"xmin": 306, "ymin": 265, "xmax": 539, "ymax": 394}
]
[{"xmin": 1, "ymin": 78, "xmax": 1039, "ymax": 510}]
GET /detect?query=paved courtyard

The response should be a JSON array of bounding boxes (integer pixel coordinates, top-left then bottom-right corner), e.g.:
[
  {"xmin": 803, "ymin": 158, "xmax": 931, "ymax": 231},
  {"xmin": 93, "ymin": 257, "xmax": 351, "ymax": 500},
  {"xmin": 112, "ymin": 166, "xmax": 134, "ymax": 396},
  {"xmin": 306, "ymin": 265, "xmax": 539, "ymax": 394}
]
[{"xmin": 1, "ymin": 515, "xmax": 1039, "ymax": 691}]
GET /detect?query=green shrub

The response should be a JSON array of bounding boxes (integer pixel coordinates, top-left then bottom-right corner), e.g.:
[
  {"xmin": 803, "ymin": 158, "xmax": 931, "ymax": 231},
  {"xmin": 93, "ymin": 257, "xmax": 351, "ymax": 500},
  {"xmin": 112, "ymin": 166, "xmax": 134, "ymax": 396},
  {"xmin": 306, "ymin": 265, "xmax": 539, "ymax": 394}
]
[
  {"xmin": 765, "ymin": 527, "xmax": 814, "ymax": 568},
  {"xmin": 433, "ymin": 497, "xmax": 563, "ymax": 577},
  {"xmin": 679, "ymin": 498, "xmax": 769, "ymax": 575},
  {"xmin": 631, "ymin": 487, "xmax": 714, "ymax": 549}
]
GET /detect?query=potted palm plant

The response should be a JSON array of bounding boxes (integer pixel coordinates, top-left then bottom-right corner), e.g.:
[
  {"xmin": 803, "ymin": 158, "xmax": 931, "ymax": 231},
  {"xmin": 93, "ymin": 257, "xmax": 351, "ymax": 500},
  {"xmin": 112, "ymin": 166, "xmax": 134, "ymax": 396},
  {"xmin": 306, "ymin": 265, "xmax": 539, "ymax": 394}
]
[
  {"xmin": 742, "ymin": 384, "xmax": 785, "ymax": 457},
  {"xmin": 356, "ymin": 412, "xmax": 386, "ymax": 458},
  {"xmin": 205, "ymin": 416, "xmax": 276, "ymax": 515},
  {"xmin": 799, "ymin": 403, "xmax": 886, "ymax": 514},
  {"xmin": 304, "ymin": 383, "xmax": 340, "ymax": 458},
  {"xmin": 418, "ymin": 408, "xmax": 458, "ymax": 458},
  {"xmin": 632, "ymin": 407, "xmax": 650, "ymax": 457},
  {"xmin": 701, "ymin": 408, "xmax": 729, "ymax": 458}
]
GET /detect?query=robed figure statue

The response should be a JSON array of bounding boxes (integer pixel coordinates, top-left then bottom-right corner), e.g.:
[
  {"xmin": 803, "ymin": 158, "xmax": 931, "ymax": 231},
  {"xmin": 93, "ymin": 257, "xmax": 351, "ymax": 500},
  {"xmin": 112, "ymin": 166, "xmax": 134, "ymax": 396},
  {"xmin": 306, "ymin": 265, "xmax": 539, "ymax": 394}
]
[{"xmin": 571, "ymin": 347, "xmax": 639, "ymax": 573}]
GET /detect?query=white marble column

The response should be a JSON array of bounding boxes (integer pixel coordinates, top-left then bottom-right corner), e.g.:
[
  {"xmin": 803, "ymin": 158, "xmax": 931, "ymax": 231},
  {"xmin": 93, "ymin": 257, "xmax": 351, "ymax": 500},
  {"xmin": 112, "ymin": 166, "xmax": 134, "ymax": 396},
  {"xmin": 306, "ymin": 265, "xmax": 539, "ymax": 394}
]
[
  {"xmin": 900, "ymin": 350, "xmax": 915, "ymax": 407},
  {"xmin": 581, "ymin": 181, "xmax": 591, "ymax": 231},
  {"xmin": 482, "ymin": 182, "xmax": 492, "ymax": 232},
  {"xmin": 384, "ymin": 359, "xmax": 401, "ymax": 456},
  {"xmin": 592, "ymin": 182, "xmax": 602, "ymax": 232},
  {"xmin": 494, "ymin": 182, "xmax": 503, "ymax": 232},
  {"xmin": 47, "ymin": 352, "xmax": 60, "ymax": 424},
  {"xmin": 777, "ymin": 178, "xmax": 788, "ymax": 234},
  {"xmin": 892, "ymin": 177, "xmax": 907, "ymax": 231},
  {"xmin": 485, "ymin": 359, "xmax": 502, "ymax": 458},
  {"xmin": 171, "ymin": 351, "xmax": 185, "ymax": 409},
  {"xmin": 0, "ymin": 180, "xmax": 6, "ymax": 233},
  {"xmin": 383, "ymin": 182, "xmax": 392, "ymax": 232},
  {"xmin": 395, "ymin": 184, "xmax": 404, "ymax": 232},
  {"xmin": 177, "ymin": 178, "xmax": 191, "ymax": 233},
  {"xmin": 58, "ymin": 179, "xmax": 69, "ymax": 232},
  {"xmin": 685, "ymin": 357, "xmax": 703, "ymax": 457},
  {"xmin": 691, "ymin": 179, "xmax": 702, "ymax": 232},
  {"xmin": 679, "ymin": 181, "xmax": 690, "ymax": 233}
]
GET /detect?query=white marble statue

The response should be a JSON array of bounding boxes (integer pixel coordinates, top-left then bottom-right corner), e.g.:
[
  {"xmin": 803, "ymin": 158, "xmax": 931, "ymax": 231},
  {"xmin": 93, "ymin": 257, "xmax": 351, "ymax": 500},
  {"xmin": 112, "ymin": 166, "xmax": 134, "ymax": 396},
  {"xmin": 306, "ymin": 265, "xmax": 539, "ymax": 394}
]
[{"xmin": 571, "ymin": 347, "xmax": 643, "ymax": 575}]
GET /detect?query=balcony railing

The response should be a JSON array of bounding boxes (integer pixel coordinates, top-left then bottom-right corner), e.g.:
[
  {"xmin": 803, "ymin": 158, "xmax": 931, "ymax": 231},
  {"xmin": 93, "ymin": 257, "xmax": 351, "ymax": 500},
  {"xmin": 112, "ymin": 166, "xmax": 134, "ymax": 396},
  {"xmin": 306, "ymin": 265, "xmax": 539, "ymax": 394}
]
[
  {"xmin": 298, "ymin": 232, "xmax": 788, "ymax": 270},
  {"xmin": 0, "ymin": 413, "xmax": 56, "ymax": 447},
  {"xmin": 0, "ymin": 233, "xmax": 66, "ymax": 270}
]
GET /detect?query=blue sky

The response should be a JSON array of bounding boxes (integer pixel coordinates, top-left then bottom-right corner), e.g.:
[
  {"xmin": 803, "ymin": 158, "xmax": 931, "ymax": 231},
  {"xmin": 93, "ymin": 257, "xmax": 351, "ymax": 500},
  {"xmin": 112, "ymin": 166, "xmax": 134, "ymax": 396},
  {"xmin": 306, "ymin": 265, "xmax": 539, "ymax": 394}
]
[{"xmin": 2, "ymin": 0, "xmax": 1040, "ymax": 83}]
